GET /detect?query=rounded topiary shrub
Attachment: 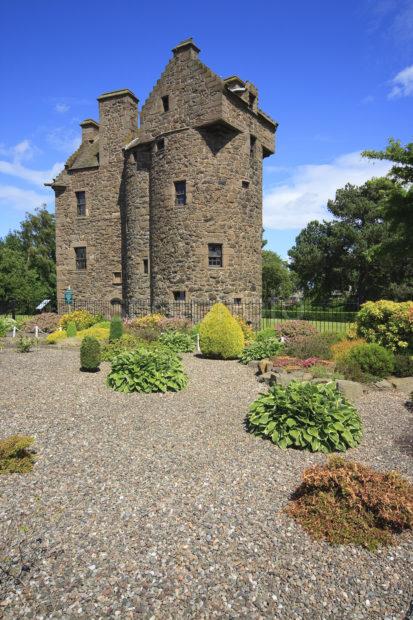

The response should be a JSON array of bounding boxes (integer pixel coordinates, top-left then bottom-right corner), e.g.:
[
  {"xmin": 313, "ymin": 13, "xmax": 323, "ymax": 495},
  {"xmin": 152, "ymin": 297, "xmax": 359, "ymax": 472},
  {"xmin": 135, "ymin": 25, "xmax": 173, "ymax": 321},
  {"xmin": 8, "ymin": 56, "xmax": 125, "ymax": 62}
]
[
  {"xmin": 80, "ymin": 335, "xmax": 101, "ymax": 372},
  {"xmin": 199, "ymin": 303, "xmax": 244, "ymax": 359},
  {"xmin": 248, "ymin": 381, "xmax": 362, "ymax": 453},
  {"xmin": 66, "ymin": 321, "xmax": 77, "ymax": 337},
  {"xmin": 107, "ymin": 348, "xmax": 188, "ymax": 393},
  {"xmin": 337, "ymin": 343, "xmax": 394, "ymax": 381},
  {"xmin": 109, "ymin": 315, "xmax": 123, "ymax": 342},
  {"xmin": 393, "ymin": 354, "xmax": 413, "ymax": 378}
]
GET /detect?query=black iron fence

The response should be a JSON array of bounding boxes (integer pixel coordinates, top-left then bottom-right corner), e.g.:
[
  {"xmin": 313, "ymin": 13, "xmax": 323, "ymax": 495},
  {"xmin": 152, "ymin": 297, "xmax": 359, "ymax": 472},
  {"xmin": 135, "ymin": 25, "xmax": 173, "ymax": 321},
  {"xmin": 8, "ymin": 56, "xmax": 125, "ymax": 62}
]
[{"xmin": 1, "ymin": 298, "xmax": 359, "ymax": 333}]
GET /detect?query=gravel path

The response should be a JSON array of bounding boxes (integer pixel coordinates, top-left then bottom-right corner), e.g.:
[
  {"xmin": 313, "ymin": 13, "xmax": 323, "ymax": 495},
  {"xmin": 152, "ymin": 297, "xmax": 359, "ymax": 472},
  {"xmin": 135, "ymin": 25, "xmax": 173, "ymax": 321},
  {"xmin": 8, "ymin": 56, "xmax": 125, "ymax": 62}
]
[{"xmin": 0, "ymin": 348, "xmax": 412, "ymax": 619}]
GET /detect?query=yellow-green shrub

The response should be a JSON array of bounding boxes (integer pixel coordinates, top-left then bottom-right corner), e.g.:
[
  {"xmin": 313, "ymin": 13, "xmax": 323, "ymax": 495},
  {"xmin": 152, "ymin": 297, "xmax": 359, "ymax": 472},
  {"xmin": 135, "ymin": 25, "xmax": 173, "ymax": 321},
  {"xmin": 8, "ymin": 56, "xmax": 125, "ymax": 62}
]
[
  {"xmin": 0, "ymin": 435, "xmax": 35, "ymax": 474},
  {"xmin": 234, "ymin": 316, "xmax": 255, "ymax": 344},
  {"xmin": 199, "ymin": 303, "xmax": 245, "ymax": 359},
  {"xmin": 128, "ymin": 313, "xmax": 165, "ymax": 329},
  {"xmin": 77, "ymin": 326, "xmax": 109, "ymax": 341},
  {"xmin": 356, "ymin": 300, "xmax": 413, "ymax": 352},
  {"xmin": 59, "ymin": 310, "xmax": 99, "ymax": 331},
  {"xmin": 46, "ymin": 330, "xmax": 67, "ymax": 344}
]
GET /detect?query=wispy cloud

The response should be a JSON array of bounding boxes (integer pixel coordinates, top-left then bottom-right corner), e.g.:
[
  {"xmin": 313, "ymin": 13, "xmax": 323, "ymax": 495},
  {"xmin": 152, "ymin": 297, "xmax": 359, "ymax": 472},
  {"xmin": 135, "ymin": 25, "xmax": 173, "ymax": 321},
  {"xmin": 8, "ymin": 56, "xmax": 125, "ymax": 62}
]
[
  {"xmin": 0, "ymin": 140, "xmax": 63, "ymax": 187},
  {"xmin": 361, "ymin": 95, "xmax": 375, "ymax": 104},
  {"xmin": 55, "ymin": 102, "xmax": 70, "ymax": 113},
  {"xmin": 263, "ymin": 151, "xmax": 392, "ymax": 230},
  {"xmin": 46, "ymin": 127, "xmax": 80, "ymax": 153},
  {"xmin": 388, "ymin": 64, "xmax": 413, "ymax": 98},
  {"xmin": 0, "ymin": 185, "xmax": 50, "ymax": 214}
]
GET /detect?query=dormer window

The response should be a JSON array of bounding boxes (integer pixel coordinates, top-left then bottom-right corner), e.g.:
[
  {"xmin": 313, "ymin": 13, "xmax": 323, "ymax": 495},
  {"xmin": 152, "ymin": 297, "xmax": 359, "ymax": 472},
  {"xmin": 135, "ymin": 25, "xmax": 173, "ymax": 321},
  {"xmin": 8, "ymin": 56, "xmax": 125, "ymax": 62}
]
[{"xmin": 162, "ymin": 95, "xmax": 169, "ymax": 112}]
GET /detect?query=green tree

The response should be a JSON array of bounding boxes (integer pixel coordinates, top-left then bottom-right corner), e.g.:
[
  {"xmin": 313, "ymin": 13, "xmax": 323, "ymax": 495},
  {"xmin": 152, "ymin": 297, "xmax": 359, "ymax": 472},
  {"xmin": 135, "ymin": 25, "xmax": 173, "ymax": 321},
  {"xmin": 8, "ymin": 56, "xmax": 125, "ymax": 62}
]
[
  {"xmin": 288, "ymin": 177, "xmax": 409, "ymax": 304},
  {"xmin": 0, "ymin": 205, "xmax": 56, "ymax": 306},
  {"xmin": 262, "ymin": 250, "xmax": 297, "ymax": 302}
]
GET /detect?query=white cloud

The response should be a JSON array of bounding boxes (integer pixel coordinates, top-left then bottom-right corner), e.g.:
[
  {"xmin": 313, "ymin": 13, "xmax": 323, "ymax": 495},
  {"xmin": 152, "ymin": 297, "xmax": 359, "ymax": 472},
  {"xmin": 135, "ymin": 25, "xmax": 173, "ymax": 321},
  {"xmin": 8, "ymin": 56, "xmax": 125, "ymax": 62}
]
[
  {"xmin": 388, "ymin": 65, "xmax": 413, "ymax": 98},
  {"xmin": 0, "ymin": 140, "xmax": 63, "ymax": 187},
  {"xmin": 55, "ymin": 103, "xmax": 70, "ymax": 113},
  {"xmin": 263, "ymin": 151, "xmax": 393, "ymax": 230},
  {"xmin": 46, "ymin": 127, "xmax": 80, "ymax": 153},
  {"xmin": 0, "ymin": 185, "xmax": 50, "ymax": 213}
]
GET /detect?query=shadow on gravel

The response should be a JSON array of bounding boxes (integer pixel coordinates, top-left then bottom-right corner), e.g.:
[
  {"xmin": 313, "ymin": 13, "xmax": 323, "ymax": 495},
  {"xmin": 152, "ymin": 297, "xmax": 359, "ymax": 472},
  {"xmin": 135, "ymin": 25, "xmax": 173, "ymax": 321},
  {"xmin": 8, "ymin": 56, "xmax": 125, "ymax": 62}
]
[{"xmin": 395, "ymin": 429, "xmax": 413, "ymax": 458}]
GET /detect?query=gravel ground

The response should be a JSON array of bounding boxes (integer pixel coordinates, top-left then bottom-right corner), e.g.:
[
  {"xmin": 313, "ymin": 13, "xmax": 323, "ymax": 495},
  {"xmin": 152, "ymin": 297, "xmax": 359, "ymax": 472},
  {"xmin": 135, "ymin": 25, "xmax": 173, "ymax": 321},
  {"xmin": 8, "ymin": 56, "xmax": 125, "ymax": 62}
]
[{"xmin": 0, "ymin": 347, "xmax": 412, "ymax": 619}]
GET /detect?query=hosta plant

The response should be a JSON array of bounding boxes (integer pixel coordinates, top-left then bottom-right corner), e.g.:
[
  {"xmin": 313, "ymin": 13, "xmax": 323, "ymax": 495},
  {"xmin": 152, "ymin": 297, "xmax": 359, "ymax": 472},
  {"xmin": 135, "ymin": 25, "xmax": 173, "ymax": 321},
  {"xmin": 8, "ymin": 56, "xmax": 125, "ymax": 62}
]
[
  {"xmin": 158, "ymin": 330, "xmax": 196, "ymax": 353},
  {"xmin": 240, "ymin": 337, "xmax": 282, "ymax": 364},
  {"xmin": 247, "ymin": 381, "xmax": 362, "ymax": 453},
  {"xmin": 107, "ymin": 348, "xmax": 188, "ymax": 393}
]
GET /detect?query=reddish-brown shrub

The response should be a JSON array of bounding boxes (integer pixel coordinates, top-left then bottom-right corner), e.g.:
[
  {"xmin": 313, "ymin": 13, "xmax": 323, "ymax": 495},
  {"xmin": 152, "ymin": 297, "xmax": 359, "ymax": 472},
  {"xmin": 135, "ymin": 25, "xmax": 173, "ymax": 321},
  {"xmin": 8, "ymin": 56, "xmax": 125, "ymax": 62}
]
[
  {"xmin": 23, "ymin": 313, "xmax": 60, "ymax": 334},
  {"xmin": 286, "ymin": 457, "xmax": 413, "ymax": 550},
  {"xmin": 275, "ymin": 320, "xmax": 318, "ymax": 341}
]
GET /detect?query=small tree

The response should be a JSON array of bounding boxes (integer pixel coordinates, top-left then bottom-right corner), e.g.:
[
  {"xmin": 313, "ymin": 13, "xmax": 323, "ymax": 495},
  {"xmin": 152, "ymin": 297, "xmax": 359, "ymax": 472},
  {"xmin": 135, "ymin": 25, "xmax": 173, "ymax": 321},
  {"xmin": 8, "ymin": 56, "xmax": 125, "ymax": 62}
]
[
  {"xmin": 109, "ymin": 315, "xmax": 123, "ymax": 342},
  {"xmin": 66, "ymin": 321, "xmax": 77, "ymax": 337},
  {"xmin": 80, "ymin": 336, "xmax": 101, "ymax": 372}
]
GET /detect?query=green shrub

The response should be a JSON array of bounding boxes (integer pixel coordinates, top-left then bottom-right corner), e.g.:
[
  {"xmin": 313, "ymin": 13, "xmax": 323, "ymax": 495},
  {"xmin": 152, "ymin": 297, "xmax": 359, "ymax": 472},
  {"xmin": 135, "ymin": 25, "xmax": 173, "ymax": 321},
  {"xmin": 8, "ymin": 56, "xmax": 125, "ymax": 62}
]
[
  {"xmin": 16, "ymin": 335, "xmax": 34, "ymax": 353},
  {"xmin": 286, "ymin": 457, "xmax": 413, "ymax": 550},
  {"xmin": 285, "ymin": 333, "xmax": 337, "ymax": 360},
  {"xmin": 199, "ymin": 303, "xmax": 244, "ymax": 359},
  {"xmin": 101, "ymin": 334, "xmax": 145, "ymax": 361},
  {"xmin": 80, "ymin": 336, "xmax": 101, "ymax": 371},
  {"xmin": 66, "ymin": 321, "xmax": 77, "ymax": 337},
  {"xmin": 337, "ymin": 343, "xmax": 394, "ymax": 381},
  {"xmin": 255, "ymin": 327, "xmax": 276, "ymax": 342},
  {"xmin": 158, "ymin": 330, "xmax": 196, "ymax": 353},
  {"xmin": 0, "ymin": 317, "xmax": 15, "ymax": 337},
  {"xmin": 0, "ymin": 435, "xmax": 35, "ymax": 474},
  {"xmin": 393, "ymin": 354, "xmax": 413, "ymax": 378},
  {"xmin": 109, "ymin": 315, "xmax": 123, "ymax": 342},
  {"xmin": 356, "ymin": 300, "xmax": 413, "ymax": 353},
  {"xmin": 107, "ymin": 348, "xmax": 188, "ymax": 393},
  {"xmin": 247, "ymin": 381, "xmax": 362, "ymax": 453},
  {"xmin": 240, "ymin": 337, "xmax": 282, "ymax": 364}
]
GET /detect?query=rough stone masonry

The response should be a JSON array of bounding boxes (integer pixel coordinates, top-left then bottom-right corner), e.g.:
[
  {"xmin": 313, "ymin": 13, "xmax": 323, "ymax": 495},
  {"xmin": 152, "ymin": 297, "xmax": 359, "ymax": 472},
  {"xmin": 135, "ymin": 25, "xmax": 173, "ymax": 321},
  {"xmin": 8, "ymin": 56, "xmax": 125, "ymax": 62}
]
[{"xmin": 46, "ymin": 39, "xmax": 277, "ymax": 309}]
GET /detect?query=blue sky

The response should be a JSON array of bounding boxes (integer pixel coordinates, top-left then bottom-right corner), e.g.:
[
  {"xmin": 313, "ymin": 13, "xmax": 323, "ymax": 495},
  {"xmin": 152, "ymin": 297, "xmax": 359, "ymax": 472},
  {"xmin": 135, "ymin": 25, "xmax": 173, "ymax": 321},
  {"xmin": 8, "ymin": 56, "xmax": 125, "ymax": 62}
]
[{"xmin": 0, "ymin": 0, "xmax": 411, "ymax": 258}]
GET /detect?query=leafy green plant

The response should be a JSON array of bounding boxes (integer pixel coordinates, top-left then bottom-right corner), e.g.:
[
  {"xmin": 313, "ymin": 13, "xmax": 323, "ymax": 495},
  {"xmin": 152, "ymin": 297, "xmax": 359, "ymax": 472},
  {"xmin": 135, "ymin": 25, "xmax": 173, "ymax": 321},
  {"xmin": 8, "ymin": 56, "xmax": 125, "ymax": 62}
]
[
  {"xmin": 240, "ymin": 337, "xmax": 282, "ymax": 364},
  {"xmin": 158, "ymin": 330, "xmax": 195, "ymax": 353},
  {"xmin": 286, "ymin": 457, "xmax": 413, "ymax": 550},
  {"xmin": 356, "ymin": 300, "xmax": 413, "ymax": 352},
  {"xmin": 393, "ymin": 354, "xmax": 413, "ymax": 378},
  {"xmin": 247, "ymin": 381, "xmax": 362, "ymax": 453},
  {"xmin": 16, "ymin": 335, "xmax": 34, "ymax": 353},
  {"xmin": 310, "ymin": 364, "xmax": 343, "ymax": 380},
  {"xmin": 255, "ymin": 327, "xmax": 276, "ymax": 342},
  {"xmin": 66, "ymin": 321, "xmax": 77, "ymax": 337},
  {"xmin": 337, "ymin": 343, "xmax": 394, "ymax": 381},
  {"xmin": 80, "ymin": 336, "xmax": 101, "ymax": 371},
  {"xmin": 0, "ymin": 317, "xmax": 16, "ymax": 337},
  {"xmin": 107, "ymin": 348, "xmax": 188, "ymax": 393},
  {"xmin": 101, "ymin": 334, "xmax": 147, "ymax": 361},
  {"xmin": 109, "ymin": 315, "xmax": 123, "ymax": 342},
  {"xmin": 0, "ymin": 435, "xmax": 35, "ymax": 474},
  {"xmin": 199, "ymin": 303, "xmax": 244, "ymax": 359}
]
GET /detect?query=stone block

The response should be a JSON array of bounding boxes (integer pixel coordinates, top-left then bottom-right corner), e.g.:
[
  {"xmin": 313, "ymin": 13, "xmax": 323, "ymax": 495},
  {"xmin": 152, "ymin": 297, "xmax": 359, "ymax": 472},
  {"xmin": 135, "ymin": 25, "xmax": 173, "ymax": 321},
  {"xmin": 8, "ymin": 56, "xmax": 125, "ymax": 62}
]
[{"xmin": 336, "ymin": 380, "xmax": 364, "ymax": 402}]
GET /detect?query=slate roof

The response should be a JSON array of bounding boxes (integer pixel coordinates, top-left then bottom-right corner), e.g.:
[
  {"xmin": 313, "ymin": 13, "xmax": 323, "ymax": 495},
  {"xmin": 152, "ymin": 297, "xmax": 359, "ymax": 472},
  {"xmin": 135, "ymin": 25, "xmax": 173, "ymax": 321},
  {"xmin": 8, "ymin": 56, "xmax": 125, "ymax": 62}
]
[{"xmin": 68, "ymin": 139, "xmax": 99, "ymax": 170}]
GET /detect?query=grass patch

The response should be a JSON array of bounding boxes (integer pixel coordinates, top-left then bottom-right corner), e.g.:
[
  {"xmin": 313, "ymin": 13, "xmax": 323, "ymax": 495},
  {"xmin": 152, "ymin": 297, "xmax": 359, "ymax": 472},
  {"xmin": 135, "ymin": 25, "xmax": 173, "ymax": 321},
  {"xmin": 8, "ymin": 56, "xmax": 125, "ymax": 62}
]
[
  {"xmin": 285, "ymin": 457, "xmax": 413, "ymax": 550},
  {"xmin": 0, "ymin": 435, "xmax": 36, "ymax": 474}
]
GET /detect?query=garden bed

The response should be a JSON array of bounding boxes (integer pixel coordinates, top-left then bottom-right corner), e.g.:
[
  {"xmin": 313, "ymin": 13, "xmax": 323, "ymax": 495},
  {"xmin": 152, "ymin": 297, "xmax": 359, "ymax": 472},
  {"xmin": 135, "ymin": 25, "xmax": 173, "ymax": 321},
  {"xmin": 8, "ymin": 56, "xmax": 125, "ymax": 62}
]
[{"xmin": 0, "ymin": 348, "xmax": 412, "ymax": 618}]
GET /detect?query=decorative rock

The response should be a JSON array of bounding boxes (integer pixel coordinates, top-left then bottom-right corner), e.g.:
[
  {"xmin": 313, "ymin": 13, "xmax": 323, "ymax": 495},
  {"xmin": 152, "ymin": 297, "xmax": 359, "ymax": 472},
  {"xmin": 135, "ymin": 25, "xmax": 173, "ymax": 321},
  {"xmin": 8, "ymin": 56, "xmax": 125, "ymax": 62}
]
[
  {"xmin": 336, "ymin": 379, "xmax": 364, "ymax": 402},
  {"xmin": 247, "ymin": 360, "xmax": 259, "ymax": 372},
  {"xmin": 302, "ymin": 372, "xmax": 313, "ymax": 381},
  {"xmin": 373, "ymin": 379, "xmax": 393, "ymax": 390},
  {"xmin": 257, "ymin": 372, "xmax": 272, "ymax": 384},
  {"xmin": 273, "ymin": 373, "xmax": 295, "ymax": 387},
  {"xmin": 389, "ymin": 377, "xmax": 413, "ymax": 395},
  {"xmin": 258, "ymin": 359, "xmax": 272, "ymax": 375}
]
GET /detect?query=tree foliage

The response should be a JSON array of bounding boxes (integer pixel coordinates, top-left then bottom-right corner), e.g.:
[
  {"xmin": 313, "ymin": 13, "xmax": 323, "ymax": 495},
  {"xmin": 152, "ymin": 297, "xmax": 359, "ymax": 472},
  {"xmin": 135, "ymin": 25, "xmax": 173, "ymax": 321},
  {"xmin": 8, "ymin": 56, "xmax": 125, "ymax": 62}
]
[
  {"xmin": 262, "ymin": 250, "xmax": 297, "ymax": 302},
  {"xmin": 0, "ymin": 205, "xmax": 56, "ymax": 306}
]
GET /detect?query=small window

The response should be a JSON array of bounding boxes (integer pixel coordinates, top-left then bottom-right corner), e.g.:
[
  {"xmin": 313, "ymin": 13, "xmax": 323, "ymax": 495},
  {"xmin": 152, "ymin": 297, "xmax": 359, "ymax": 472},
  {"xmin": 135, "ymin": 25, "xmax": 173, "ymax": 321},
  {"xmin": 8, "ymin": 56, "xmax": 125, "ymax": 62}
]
[
  {"xmin": 250, "ymin": 135, "xmax": 256, "ymax": 158},
  {"xmin": 242, "ymin": 180, "xmax": 250, "ymax": 189},
  {"xmin": 143, "ymin": 258, "xmax": 149, "ymax": 274},
  {"xmin": 76, "ymin": 191, "xmax": 86, "ymax": 216},
  {"xmin": 234, "ymin": 298, "xmax": 242, "ymax": 305},
  {"xmin": 156, "ymin": 138, "xmax": 165, "ymax": 152},
  {"xmin": 162, "ymin": 95, "xmax": 169, "ymax": 112},
  {"xmin": 173, "ymin": 291, "xmax": 186, "ymax": 301},
  {"xmin": 174, "ymin": 180, "xmax": 187, "ymax": 205},
  {"xmin": 75, "ymin": 246, "xmax": 87, "ymax": 270},
  {"xmin": 208, "ymin": 243, "xmax": 223, "ymax": 268},
  {"xmin": 248, "ymin": 92, "xmax": 256, "ymax": 109},
  {"xmin": 113, "ymin": 271, "xmax": 122, "ymax": 285}
]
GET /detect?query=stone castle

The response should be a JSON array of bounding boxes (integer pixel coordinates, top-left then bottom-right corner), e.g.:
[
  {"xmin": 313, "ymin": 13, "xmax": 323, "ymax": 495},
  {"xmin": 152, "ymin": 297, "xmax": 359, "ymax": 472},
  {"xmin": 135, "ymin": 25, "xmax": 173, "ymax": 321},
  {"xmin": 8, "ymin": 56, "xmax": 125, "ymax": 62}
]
[{"xmin": 47, "ymin": 39, "xmax": 277, "ymax": 308}]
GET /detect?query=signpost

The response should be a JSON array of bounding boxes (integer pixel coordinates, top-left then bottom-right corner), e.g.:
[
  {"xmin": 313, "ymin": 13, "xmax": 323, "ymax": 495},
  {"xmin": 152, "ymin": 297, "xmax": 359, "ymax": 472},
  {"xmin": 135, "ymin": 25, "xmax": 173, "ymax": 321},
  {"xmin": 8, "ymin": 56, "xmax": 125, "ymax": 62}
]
[{"xmin": 64, "ymin": 287, "xmax": 73, "ymax": 309}]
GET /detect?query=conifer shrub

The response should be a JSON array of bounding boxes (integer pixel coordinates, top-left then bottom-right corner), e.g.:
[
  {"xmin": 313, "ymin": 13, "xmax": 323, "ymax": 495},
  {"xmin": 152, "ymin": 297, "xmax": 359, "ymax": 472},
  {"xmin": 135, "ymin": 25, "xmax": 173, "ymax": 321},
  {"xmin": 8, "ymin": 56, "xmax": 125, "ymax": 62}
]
[
  {"xmin": 80, "ymin": 336, "xmax": 101, "ymax": 372},
  {"xmin": 199, "ymin": 303, "xmax": 244, "ymax": 359},
  {"xmin": 109, "ymin": 315, "xmax": 123, "ymax": 342},
  {"xmin": 66, "ymin": 321, "xmax": 77, "ymax": 337},
  {"xmin": 247, "ymin": 381, "xmax": 362, "ymax": 453},
  {"xmin": 0, "ymin": 435, "xmax": 35, "ymax": 474},
  {"xmin": 337, "ymin": 343, "xmax": 394, "ymax": 381},
  {"xmin": 285, "ymin": 457, "xmax": 413, "ymax": 550},
  {"xmin": 107, "ymin": 348, "xmax": 188, "ymax": 393}
]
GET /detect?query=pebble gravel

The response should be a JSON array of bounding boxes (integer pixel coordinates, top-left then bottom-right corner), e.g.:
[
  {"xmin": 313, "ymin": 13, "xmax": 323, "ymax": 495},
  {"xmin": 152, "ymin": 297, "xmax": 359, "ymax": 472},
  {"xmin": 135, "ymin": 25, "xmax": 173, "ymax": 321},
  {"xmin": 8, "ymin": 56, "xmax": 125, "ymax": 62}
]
[{"xmin": 0, "ymin": 348, "xmax": 412, "ymax": 619}]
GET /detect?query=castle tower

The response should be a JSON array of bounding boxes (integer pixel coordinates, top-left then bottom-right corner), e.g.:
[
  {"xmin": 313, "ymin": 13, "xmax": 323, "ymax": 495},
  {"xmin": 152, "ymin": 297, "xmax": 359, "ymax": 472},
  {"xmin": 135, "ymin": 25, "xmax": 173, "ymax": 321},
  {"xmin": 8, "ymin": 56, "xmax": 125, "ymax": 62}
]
[{"xmin": 123, "ymin": 39, "xmax": 277, "ymax": 307}]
